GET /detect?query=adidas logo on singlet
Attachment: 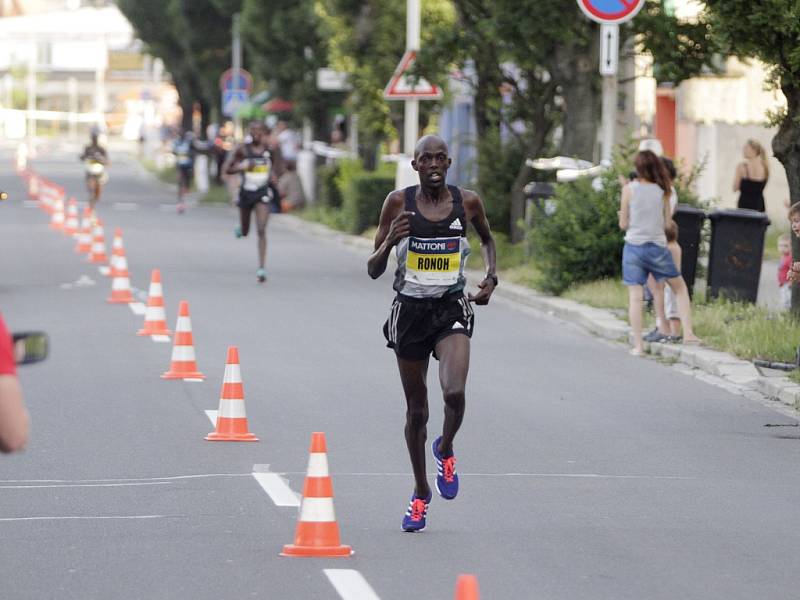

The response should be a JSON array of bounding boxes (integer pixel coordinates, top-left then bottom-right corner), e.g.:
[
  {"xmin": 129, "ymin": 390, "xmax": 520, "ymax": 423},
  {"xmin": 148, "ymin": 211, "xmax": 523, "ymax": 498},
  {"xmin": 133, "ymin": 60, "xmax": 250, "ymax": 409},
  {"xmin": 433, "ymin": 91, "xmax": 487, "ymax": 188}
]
[{"xmin": 448, "ymin": 219, "xmax": 463, "ymax": 231}]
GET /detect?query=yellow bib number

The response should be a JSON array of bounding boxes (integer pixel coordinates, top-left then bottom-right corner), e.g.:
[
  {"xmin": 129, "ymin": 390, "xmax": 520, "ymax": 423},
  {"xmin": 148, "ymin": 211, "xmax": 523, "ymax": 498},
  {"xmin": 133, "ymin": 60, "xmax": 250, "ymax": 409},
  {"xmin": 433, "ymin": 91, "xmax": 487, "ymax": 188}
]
[{"xmin": 405, "ymin": 236, "xmax": 461, "ymax": 286}]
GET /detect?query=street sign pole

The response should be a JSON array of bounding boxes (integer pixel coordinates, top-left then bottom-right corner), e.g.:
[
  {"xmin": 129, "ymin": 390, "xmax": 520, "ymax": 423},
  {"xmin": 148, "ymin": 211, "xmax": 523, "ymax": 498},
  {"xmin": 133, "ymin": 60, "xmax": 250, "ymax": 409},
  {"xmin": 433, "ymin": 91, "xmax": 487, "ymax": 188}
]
[
  {"xmin": 577, "ymin": 0, "xmax": 645, "ymax": 163},
  {"xmin": 232, "ymin": 13, "xmax": 243, "ymax": 137},
  {"xmin": 600, "ymin": 23, "xmax": 619, "ymax": 162},
  {"xmin": 404, "ymin": 0, "xmax": 420, "ymax": 154}
]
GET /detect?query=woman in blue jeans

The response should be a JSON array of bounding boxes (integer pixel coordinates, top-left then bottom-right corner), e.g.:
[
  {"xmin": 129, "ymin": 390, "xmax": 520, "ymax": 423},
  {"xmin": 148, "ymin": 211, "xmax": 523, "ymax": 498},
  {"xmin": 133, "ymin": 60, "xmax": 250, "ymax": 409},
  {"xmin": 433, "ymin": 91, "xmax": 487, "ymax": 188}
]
[{"xmin": 619, "ymin": 150, "xmax": 700, "ymax": 356}]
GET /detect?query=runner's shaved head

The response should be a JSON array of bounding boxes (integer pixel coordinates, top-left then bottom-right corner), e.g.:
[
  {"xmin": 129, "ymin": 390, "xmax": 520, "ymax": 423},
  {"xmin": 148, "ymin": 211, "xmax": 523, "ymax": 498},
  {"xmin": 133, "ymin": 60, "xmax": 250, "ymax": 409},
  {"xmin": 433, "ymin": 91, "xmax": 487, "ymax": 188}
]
[{"xmin": 414, "ymin": 135, "xmax": 448, "ymax": 160}]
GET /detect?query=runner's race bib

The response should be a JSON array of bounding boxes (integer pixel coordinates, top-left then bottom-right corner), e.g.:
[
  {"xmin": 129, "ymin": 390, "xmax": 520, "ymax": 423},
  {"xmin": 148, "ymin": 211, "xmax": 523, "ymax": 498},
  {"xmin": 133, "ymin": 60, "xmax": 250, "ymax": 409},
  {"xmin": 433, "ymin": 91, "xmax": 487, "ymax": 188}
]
[
  {"xmin": 243, "ymin": 163, "xmax": 270, "ymax": 191},
  {"xmin": 405, "ymin": 236, "xmax": 461, "ymax": 286},
  {"xmin": 85, "ymin": 160, "xmax": 104, "ymax": 176}
]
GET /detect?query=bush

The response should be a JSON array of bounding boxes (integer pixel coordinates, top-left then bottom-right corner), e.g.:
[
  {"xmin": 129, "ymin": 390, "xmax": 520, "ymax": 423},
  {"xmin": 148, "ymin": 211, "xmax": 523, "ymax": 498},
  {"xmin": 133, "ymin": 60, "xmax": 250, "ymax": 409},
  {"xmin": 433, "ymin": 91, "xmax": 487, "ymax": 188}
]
[
  {"xmin": 342, "ymin": 171, "xmax": 395, "ymax": 233},
  {"xmin": 529, "ymin": 171, "xmax": 624, "ymax": 295},
  {"xmin": 316, "ymin": 163, "xmax": 343, "ymax": 208}
]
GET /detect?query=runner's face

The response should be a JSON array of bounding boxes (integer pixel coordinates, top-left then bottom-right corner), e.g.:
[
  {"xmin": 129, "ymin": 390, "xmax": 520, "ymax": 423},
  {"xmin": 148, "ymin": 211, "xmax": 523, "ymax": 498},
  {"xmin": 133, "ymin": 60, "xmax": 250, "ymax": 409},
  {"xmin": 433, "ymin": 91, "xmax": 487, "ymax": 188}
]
[
  {"xmin": 250, "ymin": 127, "xmax": 265, "ymax": 145},
  {"xmin": 414, "ymin": 143, "xmax": 450, "ymax": 189}
]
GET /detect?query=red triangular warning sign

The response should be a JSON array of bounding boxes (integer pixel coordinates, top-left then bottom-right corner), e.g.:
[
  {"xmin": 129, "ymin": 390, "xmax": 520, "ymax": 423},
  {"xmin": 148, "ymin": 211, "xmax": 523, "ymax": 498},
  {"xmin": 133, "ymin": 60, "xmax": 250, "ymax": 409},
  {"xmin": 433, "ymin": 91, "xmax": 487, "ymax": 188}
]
[{"xmin": 384, "ymin": 51, "xmax": 443, "ymax": 100}]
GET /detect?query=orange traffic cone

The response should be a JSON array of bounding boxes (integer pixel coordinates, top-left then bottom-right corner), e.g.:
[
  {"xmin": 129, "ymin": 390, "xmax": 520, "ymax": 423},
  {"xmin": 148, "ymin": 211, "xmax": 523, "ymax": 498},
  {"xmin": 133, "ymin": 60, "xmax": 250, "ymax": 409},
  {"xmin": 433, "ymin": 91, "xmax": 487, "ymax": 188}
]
[
  {"xmin": 106, "ymin": 229, "xmax": 133, "ymax": 304},
  {"xmin": 281, "ymin": 432, "xmax": 352, "ymax": 558},
  {"xmin": 63, "ymin": 198, "xmax": 79, "ymax": 236},
  {"xmin": 87, "ymin": 218, "xmax": 108, "ymax": 264},
  {"xmin": 49, "ymin": 193, "xmax": 65, "ymax": 231},
  {"xmin": 161, "ymin": 301, "xmax": 205, "ymax": 380},
  {"xmin": 205, "ymin": 346, "xmax": 258, "ymax": 442},
  {"xmin": 455, "ymin": 575, "xmax": 480, "ymax": 600},
  {"xmin": 27, "ymin": 174, "xmax": 39, "ymax": 200},
  {"xmin": 108, "ymin": 227, "xmax": 126, "ymax": 277},
  {"xmin": 75, "ymin": 207, "xmax": 94, "ymax": 253},
  {"xmin": 137, "ymin": 269, "xmax": 171, "ymax": 336}
]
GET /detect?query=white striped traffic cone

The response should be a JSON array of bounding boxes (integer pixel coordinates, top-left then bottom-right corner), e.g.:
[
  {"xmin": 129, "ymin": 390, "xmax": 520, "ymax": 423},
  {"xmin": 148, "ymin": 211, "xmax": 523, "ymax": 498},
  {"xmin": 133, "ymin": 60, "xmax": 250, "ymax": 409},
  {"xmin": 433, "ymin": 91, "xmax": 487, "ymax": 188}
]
[
  {"xmin": 87, "ymin": 218, "xmax": 108, "ymax": 264},
  {"xmin": 75, "ymin": 207, "xmax": 94, "ymax": 253},
  {"xmin": 63, "ymin": 198, "xmax": 79, "ymax": 236},
  {"xmin": 281, "ymin": 432, "xmax": 352, "ymax": 557},
  {"xmin": 137, "ymin": 269, "xmax": 171, "ymax": 336},
  {"xmin": 161, "ymin": 301, "xmax": 205, "ymax": 380},
  {"xmin": 106, "ymin": 228, "xmax": 133, "ymax": 304},
  {"xmin": 455, "ymin": 575, "xmax": 480, "ymax": 600},
  {"xmin": 205, "ymin": 346, "xmax": 257, "ymax": 441},
  {"xmin": 49, "ymin": 193, "xmax": 65, "ymax": 231}
]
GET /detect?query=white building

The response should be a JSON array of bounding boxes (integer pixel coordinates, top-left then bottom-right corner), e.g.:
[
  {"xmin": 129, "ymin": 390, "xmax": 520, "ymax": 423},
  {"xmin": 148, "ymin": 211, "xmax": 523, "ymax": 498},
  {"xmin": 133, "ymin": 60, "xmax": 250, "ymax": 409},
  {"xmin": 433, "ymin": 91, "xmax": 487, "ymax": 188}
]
[{"xmin": 0, "ymin": 3, "xmax": 176, "ymax": 139}]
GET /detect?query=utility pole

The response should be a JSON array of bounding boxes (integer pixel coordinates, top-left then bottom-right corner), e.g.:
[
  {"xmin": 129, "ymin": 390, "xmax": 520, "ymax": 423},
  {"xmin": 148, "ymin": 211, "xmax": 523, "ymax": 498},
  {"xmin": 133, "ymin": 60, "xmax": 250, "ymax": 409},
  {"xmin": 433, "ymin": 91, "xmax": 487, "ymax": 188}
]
[
  {"xmin": 404, "ymin": 0, "xmax": 420, "ymax": 154},
  {"xmin": 232, "ymin": 12, "xmax": 242, "ymax": 138}
]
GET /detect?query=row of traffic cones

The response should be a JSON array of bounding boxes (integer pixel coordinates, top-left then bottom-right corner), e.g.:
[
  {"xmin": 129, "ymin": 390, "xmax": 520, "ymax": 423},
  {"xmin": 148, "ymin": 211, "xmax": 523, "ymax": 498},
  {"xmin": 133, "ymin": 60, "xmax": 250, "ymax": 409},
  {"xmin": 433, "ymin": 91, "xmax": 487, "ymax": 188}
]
[{"xmin": 17, "ymin": 170, "xmax": 479, "ymax": 589}]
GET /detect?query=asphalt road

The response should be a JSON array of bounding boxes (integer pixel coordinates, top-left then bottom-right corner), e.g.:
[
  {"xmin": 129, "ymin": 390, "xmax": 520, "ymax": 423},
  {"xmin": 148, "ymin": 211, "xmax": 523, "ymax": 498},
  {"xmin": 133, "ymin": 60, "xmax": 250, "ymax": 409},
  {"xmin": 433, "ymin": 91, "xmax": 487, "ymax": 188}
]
[{"xmin": 2, "ymin": 143, "xmax": 800, "ymax": 600}]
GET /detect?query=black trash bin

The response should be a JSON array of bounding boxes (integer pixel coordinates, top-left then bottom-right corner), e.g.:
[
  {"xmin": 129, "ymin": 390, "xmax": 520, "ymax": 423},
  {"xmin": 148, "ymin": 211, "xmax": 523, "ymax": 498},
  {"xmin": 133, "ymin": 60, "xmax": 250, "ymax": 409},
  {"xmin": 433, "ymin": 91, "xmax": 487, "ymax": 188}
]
[
  {"xmin": 673, "ymin": 204, "xmax": 706, "ymax": 298},
  {"xmin": 706, "ymin": 209, "xmax": 770, "ymax": 303}
]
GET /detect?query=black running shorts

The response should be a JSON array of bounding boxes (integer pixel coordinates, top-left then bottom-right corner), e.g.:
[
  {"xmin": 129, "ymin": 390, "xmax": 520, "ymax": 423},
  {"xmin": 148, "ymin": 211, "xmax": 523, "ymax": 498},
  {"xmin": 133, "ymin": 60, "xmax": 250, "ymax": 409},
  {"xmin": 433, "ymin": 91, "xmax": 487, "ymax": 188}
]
[
  {"xmin": 237, "ymin": 185, "xmax": 278, "ymax": 210},
  {"xmin": 383, "ymin": 293, "xmax": 474, "ymax": 361}
]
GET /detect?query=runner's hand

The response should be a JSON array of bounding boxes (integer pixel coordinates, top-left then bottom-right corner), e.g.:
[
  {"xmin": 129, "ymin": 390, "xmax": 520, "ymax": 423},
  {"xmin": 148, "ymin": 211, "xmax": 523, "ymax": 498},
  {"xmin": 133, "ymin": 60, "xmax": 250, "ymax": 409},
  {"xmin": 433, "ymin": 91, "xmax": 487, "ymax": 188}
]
[
  {"xmin": 468, "ymin": 278, "xmax": 495, "ymax": 305},
  {"xmin": 386, "ymin": 211, "xmax": 414, "ymax": 247}
]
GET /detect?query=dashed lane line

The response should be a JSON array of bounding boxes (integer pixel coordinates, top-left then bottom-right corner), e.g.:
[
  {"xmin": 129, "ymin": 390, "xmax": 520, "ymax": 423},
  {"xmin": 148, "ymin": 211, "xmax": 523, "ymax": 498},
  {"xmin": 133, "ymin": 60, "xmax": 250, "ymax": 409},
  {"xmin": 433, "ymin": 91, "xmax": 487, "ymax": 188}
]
[
  {"xmin": 205, "ymin": 409, "xmax": 217, "ymax": 426},
  {"xmin": 112, "ymin": 202, "xmax": 139, "ymax": 211},
  {"xmin": 151, "ymin": 334, "xmax": 170, "ymax": 343},
  {"xmin": 324, "ymin": 570, "xmax": 381, "ymax": 600},
  {"xmin": 129, "ymin": 302, "xmax": 146, "ymax": 315},
  {"xmin": 251, "ymin": 466, "xmax": 301, "ymax": 507}
]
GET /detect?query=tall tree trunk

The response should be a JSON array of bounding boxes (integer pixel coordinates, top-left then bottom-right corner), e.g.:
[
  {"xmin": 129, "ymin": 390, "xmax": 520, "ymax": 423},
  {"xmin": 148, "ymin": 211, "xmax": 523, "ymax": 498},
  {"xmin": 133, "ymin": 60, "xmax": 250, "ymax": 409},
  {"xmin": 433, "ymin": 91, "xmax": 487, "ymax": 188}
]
[
  {"xmin": 772, "ymin": 86, "xmax": 800, "ymax": 317},
  {"xmin": 551, "ymin": 26, "xmax": 600, "ymax": 160}
]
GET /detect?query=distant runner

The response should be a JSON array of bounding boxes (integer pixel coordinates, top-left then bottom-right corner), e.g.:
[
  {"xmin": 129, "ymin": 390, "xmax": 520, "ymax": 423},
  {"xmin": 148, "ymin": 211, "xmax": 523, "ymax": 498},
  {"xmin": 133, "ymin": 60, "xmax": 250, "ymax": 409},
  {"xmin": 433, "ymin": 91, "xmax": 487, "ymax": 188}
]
[
  {"xmin": 80, "ymin": 128, "xmax": 109, "ymax": 211},
  {"xmin": 367, "ymin": 135, "xmax": 497, "ymax": 532},
  {"xmin": 225, "ymin": 121, "xmax": 279, "ymax": 283},
  {"xmin": 172, "ymin": 129, "xmax": 196, "ymax": 214}
]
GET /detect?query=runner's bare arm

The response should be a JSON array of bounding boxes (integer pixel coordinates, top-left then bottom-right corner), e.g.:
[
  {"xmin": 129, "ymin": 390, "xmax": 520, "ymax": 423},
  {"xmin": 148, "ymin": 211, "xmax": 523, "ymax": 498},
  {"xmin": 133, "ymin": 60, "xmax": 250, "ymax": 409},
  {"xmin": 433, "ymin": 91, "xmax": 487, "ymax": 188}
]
[
  {"xmin": 463, "ymin": 189, "xmax": 497, "ymax": 305},
  {"xmin": 367, "ymin": 191, "xmax": 411, "ymax": 280},
  {"xmin": 224, "ymin": 145, "xmax": 247, "ymax": 175}
]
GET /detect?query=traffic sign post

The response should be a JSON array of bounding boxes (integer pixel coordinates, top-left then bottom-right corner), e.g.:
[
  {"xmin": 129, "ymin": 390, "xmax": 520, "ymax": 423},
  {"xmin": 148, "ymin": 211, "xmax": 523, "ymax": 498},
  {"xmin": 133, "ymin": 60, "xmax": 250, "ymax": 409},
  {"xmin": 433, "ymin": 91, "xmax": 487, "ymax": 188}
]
[{"xmin": 576, "ymin": 0, "xmax": 645, "ymax": 161}]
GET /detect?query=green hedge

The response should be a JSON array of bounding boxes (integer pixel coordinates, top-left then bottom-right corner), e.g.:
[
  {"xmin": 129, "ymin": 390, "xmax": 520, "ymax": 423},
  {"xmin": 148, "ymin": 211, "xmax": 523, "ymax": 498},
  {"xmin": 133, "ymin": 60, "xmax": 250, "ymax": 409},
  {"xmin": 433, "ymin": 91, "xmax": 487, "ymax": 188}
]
[
  {"xmin": 528, "ymin": 172, "xmax": 624, "ymax": 295},
  {"xmin": 342, "ymin": 171, "xmax": 395, "ymax": 233},
  {"xmin": 316, "ymin": 163, "xmax": 343, "ymax": 208}
]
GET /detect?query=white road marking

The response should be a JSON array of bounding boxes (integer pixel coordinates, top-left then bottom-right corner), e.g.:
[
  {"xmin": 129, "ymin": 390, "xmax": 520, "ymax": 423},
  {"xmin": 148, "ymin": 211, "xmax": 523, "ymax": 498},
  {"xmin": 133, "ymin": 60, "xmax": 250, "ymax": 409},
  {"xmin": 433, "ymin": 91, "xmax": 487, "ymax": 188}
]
[
  {"xmin": 0, "ymin": 473, "xmax": 251, "ymax": 484},
  {"xmin": 205, "ymin": 410, "xmax": 217, "ymax": 425},
  {"xmin": 0, "ymin": 515, "xmax": 175, "ymax": 522},
  {"xmin": 98, "ymin": 266, "xmax": 110, "ymax": 276},
  {"xmin": 129, "ymin": 302, "xmax": 146, "ymax": 315},
  {"xmin": 0, "ymin": 482, "xmax": 172, "ymax": 489},
  {"xmin": 113, "ymin": 202, "xmax": 139, "ymax": 211},
  {"xmin": 251, "ymin": 470, "xmax": 301, "ymax": 507},
  {"xmin": 324, "ymin": 570, "xmax": 380, "ymax": 600},
  {"xmin": 159, "ymin": 204, "xmax": 177, "ymax": 212},
  {"xmin": 151, "ymin": 335, "xmax": 170, "ymax": 343},
  {"xmin": 184, "ymin": 378, "xmax": 204, "ymax": 383},
  {"xmin": 23, "ymin": 200, "xmax": 39, "ymax": 208},
  {"xmin": 278, "ymin": 471, "xmax": 698, "ymax": 481}
]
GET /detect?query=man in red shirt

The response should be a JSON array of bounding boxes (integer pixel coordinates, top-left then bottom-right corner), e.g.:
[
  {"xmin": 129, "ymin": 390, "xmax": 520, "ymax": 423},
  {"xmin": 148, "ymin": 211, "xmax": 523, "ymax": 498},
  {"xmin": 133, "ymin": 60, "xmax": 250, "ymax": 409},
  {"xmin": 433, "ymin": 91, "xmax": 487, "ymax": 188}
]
[{"xmin": 0, "ymin": 312, "xmax": 29, "ymax": 452}]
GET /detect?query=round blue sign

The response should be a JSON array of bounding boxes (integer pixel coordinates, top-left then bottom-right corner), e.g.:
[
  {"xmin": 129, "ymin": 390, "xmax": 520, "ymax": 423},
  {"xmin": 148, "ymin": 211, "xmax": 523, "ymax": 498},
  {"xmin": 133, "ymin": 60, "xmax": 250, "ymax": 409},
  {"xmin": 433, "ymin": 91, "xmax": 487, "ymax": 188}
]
[{"xmin": 577, "ymin": 0, "xmax": 645, "ymax": 24}]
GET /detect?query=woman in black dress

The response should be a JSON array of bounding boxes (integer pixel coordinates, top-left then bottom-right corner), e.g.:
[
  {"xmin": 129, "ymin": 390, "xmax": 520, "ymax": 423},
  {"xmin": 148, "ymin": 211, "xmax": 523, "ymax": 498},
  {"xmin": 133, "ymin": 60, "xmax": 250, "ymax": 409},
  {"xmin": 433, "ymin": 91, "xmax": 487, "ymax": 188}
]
[{"xmin": 733, "ymin": 139, "xmax": 769, "ymax": 212}]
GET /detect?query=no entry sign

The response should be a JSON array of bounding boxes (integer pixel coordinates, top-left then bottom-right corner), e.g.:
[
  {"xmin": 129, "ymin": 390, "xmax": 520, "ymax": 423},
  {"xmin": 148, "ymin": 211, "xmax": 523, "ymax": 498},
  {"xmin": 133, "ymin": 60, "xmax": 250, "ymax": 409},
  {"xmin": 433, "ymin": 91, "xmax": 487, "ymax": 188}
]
[{"xmin": 577, "ymin": 0, "xmax": 645, "ymax": 24}]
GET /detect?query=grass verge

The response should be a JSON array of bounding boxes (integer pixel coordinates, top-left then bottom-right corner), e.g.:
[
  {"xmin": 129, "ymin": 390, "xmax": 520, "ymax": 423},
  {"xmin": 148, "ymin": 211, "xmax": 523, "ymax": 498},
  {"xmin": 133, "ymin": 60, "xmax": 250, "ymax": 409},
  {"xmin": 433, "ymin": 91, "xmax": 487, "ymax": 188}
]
[{"xmin": 200, "ymin": 184, "xmax": 231, "ymax": 205}]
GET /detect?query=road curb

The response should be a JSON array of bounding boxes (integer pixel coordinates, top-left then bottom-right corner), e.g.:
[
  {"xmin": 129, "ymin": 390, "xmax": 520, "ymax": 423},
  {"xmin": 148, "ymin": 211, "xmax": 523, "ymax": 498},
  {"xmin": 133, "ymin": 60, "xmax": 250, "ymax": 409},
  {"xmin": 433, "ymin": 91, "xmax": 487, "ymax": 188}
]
[{"xmin": 281, "ymin": 214, "xmax": 800, "ymax": 414}]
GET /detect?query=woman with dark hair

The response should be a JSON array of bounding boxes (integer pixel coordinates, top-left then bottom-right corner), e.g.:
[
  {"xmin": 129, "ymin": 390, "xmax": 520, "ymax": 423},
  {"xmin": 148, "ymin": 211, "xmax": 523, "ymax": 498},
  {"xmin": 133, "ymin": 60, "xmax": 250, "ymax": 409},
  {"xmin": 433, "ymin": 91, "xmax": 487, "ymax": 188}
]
[{"xmin": 619, "ymin": 150, "xmax": 700, "ymax": 355}]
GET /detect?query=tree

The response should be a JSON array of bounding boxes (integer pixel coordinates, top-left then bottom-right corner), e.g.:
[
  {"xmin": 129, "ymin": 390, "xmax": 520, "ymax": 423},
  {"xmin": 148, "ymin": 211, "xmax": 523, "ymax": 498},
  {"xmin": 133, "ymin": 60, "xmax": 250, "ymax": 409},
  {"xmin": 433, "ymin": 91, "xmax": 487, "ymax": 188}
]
[
  {"xmin": 702, "ymin": 0, "xmax": 800, "ymax": 313},
  {"xmin": 239, "ymin": 0, "xmax": 333, "ymax": 138}
]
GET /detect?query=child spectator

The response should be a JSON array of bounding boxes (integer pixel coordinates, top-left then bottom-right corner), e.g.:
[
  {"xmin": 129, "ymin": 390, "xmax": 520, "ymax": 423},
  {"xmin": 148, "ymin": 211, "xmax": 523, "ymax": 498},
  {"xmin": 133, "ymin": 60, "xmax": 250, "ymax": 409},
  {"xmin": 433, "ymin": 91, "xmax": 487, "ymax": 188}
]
[
  {"xmin": 777, "ymin": 234, "xmax": 792, "ymax": 310},
  {"xmin": 786, "ymin": 204, "xmax": 800, "ymax": 292},
  {"xmin": 663, "ymin": 220, "xmax": 683, "ymax": 340}
]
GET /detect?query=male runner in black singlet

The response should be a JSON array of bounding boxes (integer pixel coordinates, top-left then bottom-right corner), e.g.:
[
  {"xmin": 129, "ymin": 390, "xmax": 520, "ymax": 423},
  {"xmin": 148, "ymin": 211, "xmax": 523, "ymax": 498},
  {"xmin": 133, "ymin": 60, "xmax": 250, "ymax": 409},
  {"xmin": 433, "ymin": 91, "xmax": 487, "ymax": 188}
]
[
  {"xmin": 367, "ymin": 135, "xmax": 497, "ymax": 532},
  {"xmin": 79, "ymin": 128, "xmax": 109, "ymax": 211},
  {"xmin": 225, "ymin": 121, "xmax": 279, "ymax": 283}
]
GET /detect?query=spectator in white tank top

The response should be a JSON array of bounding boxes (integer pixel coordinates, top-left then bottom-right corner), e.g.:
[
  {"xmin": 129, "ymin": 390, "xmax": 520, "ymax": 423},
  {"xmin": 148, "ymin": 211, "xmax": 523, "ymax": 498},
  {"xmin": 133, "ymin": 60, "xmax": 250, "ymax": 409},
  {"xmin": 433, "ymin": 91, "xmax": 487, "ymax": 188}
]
[{"xmin": 619, "ymin": 151, "xmax": 700, "ymax": 356}]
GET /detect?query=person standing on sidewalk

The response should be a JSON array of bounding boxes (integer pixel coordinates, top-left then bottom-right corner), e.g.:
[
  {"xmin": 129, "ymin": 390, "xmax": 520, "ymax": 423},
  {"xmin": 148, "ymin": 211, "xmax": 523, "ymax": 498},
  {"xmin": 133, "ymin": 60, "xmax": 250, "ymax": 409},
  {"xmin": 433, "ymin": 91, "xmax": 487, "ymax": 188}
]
[
  {"xmin": 367, "ymin": 135, "xmax": 497, "ymax": 532},
  {"xmin": 733, "ymin": 140, "xmax": 769, "ymax": 212},
  {"xmin": 619, "ymin": 150, "xmax": 700, "ymax": 356}
]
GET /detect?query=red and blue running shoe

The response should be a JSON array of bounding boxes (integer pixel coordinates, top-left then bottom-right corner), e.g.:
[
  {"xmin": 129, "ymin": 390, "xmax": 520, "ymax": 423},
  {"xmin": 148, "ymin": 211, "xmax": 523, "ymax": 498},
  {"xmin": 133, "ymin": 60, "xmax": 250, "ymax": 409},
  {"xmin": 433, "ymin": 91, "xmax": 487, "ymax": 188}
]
[
  {"xmin": 432, "ymin": 436, "xmax": 458, "ymax": 500},
  {"xmin": 401, "ymin": 491, "xmax": 432, "ymax": 532}
]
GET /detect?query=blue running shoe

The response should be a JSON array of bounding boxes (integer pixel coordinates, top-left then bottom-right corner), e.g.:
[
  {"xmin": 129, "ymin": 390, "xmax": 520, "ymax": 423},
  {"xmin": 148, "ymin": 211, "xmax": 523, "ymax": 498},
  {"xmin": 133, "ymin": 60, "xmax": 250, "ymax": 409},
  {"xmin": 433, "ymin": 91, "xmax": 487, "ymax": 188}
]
[
  {"xmin": 256, "ymin": 268, "xmax": 267, "ymax": 283},
  {"xmin": 432, "ymin": 436, "xmax": 458, "ymax": 500},
  {"xmin": 234, "ymin": 226, "xmax": 243, "ymax": 239},
  {"xmin": 401, "ymin": 491, "xmax": 432, "ymax": 532}
]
